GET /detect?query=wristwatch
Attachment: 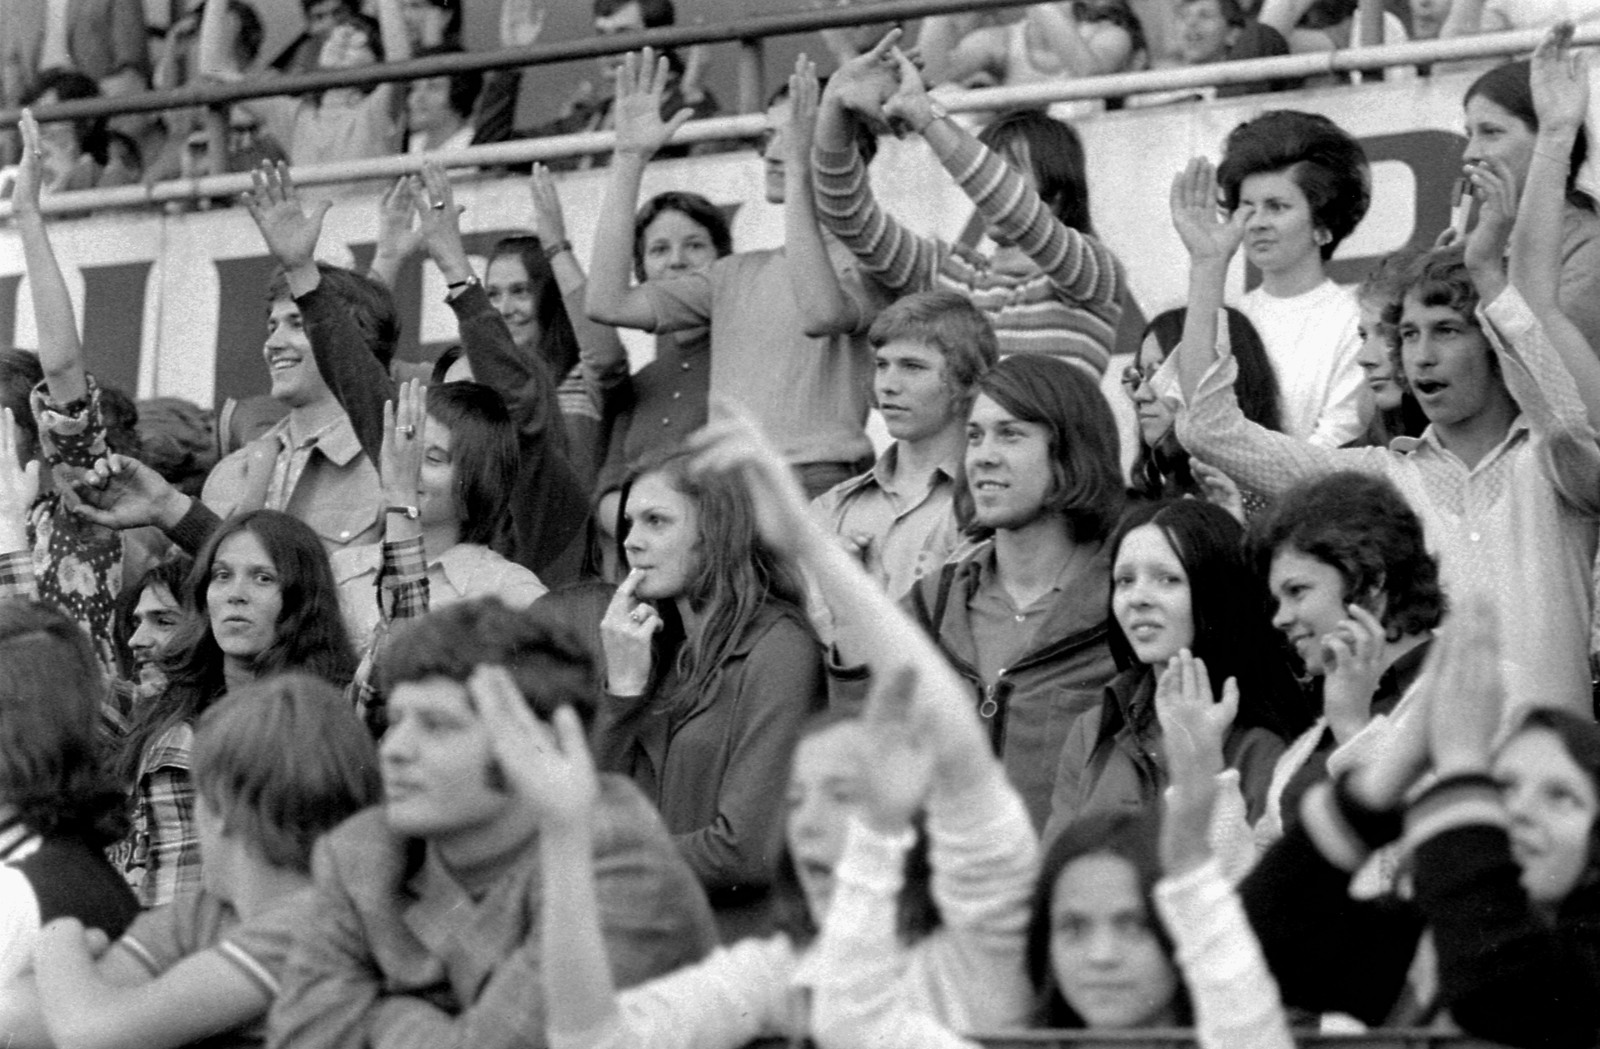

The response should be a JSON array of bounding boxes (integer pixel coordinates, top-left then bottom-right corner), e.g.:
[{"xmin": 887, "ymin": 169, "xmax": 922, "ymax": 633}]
[{"xmin": 385, "ymin": 505, "xmax": 420, "ymax": 520}]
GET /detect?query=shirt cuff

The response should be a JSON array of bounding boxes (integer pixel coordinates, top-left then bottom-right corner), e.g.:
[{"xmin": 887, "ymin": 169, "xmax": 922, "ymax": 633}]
[{"xmin": 835, "ymin": 816, "xmax": 916, "ymax": 897}]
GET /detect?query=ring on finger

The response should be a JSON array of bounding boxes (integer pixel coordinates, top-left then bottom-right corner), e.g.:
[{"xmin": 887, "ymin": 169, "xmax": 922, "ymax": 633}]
[
  {"xmin": 398, "ymin": 424, "xmax": 416, "ymax": 439},
  {"xmin": 630, "ymin": 608, "xmax": 648, "ymax": 624},
  {"xmin": 430, "ymin": 200, "xmax": 446, "ymax": 210}
]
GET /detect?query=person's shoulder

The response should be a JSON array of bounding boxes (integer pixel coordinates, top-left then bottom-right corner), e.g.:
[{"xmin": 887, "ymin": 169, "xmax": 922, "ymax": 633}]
[
  {"xmin": 592, "ymin": 773, "xmax": 682, "ymax": 854},
  {"xmin": 438, "ymin": 543, "xmax": 545, "ymax": 606},
  {"xmin": 315, "ymin": 806, "xmax": 405, "ymax": 873}
]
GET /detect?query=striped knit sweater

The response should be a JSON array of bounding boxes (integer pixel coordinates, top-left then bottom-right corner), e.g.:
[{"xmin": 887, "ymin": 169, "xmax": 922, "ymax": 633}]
[{"xmin": 812, "ymin": 131, "xmax": 1125, "ymax": 374}]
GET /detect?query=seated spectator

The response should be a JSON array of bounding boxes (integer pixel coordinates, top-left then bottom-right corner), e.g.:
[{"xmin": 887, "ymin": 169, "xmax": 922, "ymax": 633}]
[
  {"xmin": 815, "ymin": 35, "xmax": 1128, "ymax": 374},
  {"xmin": 201, "ymin": 165, "xmax": 391, "ymax": 553},
  {"xmin": 110, "ymin": 551, "xmax": 195, "ymax": 694},
  {"xmin": 835, "ymin": 354, "xmax": 1124, "ymax": 830},
  {"xmin": 1129, "ymin": 0, "xmax": 1298, "ymax": 105},
  {"xmin": 0, "ymin": 602, "xmax": 138, "ymax": 988},
  {"xmin": 1215, "ymin": 110, "xmax": 1371, "ymax": 447},
  {"xmin": 596, "ymin": 447, "xmax": 825, "ymax": 937},
  {"xmin": 206, "ymin": 0, "xmax": 411, "ymax": 170},
  {"xmin": 1126, "ymin": 306, "xmax": 1282, "ymax": 515},
  {"xmin": 0, "ymin": 0, "xmax": 149, "ymax": 126},
  {"xmin": 1459, "ymin": 52, "xmax": 1600, "ymax": 357},
  {"xmin": 1244, "ymin": 472, "xmax": 1444, "ymax": 856},
  {"xmin": 12, "ymin": 70, "xmax": 137, "ymax": 195},
  {"xmin": 1442, "ymin": 0, "xmax": 1600, "ymax": 35},
  {"xmin": 1258, "ymin": 0, "xmax": 1411, "ymax": 52},
  {"xmin": 475, "ymin": 0, "xmax": 719, "ymax": 171},
  {"xmin": 1243, "ymin": 598, "xmax": 1600, "ymax": 1047},
  {"xmin": 918, "ymin": 1, "xmax": 1147, "ymax": 106},
  {"xmin": 1044, "ymin": 499, "xmax": 1298, "ymax": 847},
  {"xmin": 405, "ymin": 45, "xmax": 483, "ymax": 154},
  {"xmin": 811, "ymin": 290, "xmax": 998, "ymax": 601},
  {"xmin": 588, "ymin": 52, "xmax": 879, "ymax": 500},
  {"xmin": 1351, "ymin": 251, "xmax": 1429, "ymax": 447},
  {"xmin": 1167, "ymin": 96, "xmax": 1600, "ymax": 719},
  {"xmin": 1410, "ymin": 0, "xmax": 1451, "ymax": 38},
  {"xmin": 267, "ymin": 0, "xmax": 359, "ymax": 75},
  {"xmin": 20, "ymin": 673, "xmax": 380, "ymax": 1049},
  {"xmin": 399, "ymin": 0, "xmax": 461, "ymax": 50},
  {"xmin": 528, "ymin": 410, "xmax": 1041, "ymax": 1044},
  {"xmin": 105, "ymin": 510, "xmax": 358, "ymax": 907},
  {"xmin": 265, "ymin": 597, "xmax": 718, "ymax": 1047},
  {"xmin": 593, "ymin": 187, "xmax": 733, "ymax": 570},
  {"xmin": 368, "ymin": 165, "xmax": 593, "ymax": 584}
]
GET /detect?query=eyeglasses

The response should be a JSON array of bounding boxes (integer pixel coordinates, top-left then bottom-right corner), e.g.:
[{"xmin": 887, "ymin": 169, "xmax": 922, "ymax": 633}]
[{"xmin": 1120, "ymin": 364, "xmax": 1158, "ymax": 397}]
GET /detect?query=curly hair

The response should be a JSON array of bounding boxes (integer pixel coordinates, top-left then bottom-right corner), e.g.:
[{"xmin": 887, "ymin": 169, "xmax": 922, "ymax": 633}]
[
  {"xmin": 632, "ymin": 191, "xmax": 733, "ymax": 283},
  {"xmin": 1249, "ymin": 471, "xmax": 1447, "ymax": 641},
  {"xmin": 1217, "ymin": 109, "xmax": 1371, "ymax": 260}
]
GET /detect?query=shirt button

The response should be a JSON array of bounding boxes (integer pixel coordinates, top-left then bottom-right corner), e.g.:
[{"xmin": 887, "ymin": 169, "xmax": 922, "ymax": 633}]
[
  {"xmin": 1014, "ymin": 613, "xmax": 1026, "ymax": 623},
  {"xmin": 1470, "ymin": 531, "xmax": 1481, "ymax": 541},
  {"xmin": 672, "ymin": 391, "xmax": 681, "ymax": 400},
  {"xmin": 340, "ymin": 530, "xmax": 351, "ymax": 540},
  {"xmin": 978, "ymin": 699, "xmax": 999, "ymax": 718},
  {"xmin": 681, "ymin": 361, "xmax": 691, "ymax": 370},
  {"xmin": 662, "ymin": 417, "xmax": 671, "ymax": 426}
]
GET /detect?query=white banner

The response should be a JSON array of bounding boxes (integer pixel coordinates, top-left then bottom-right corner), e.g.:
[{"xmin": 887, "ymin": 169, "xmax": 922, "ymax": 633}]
[{"xmin": 0, "ymin": 69, "xmax": 1476, "ymax": 407}]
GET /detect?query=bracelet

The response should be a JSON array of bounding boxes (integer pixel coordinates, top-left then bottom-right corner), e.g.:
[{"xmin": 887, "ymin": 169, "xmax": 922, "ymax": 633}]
[
  {"xmin": 914, "ymin": 100, "xmax": 948, "ymax": 135},
  {"xmin": 543, "ymin": 238, "xmax": 573, "ymax": 260},
  {"xmin": 385, "ymin": 505, "xmax": 420, "ymax": 520},
  {"xmin": 446, "ymin": 275, "xmax": 479, "ymax": 290}
]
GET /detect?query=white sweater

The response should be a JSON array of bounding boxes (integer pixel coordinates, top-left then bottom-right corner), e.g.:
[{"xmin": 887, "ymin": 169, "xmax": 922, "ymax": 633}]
[{"xmin": 1240, "ymin": 280, "xmax": 1367, "ymax": 448}]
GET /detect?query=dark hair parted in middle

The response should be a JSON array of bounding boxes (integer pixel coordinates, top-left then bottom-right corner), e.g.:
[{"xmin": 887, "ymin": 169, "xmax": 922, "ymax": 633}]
[
  {"xmin": 979, "ymin": 111, "xmax": 1095, "ymax": 235},
  {"xmin": 1250, "ymin": 470, "xmax": 1446, "ymax": 641},
  {"xmin": 1217, "ymin": 109, "xmax": 1371, "ymax": 260},
  {"xmin": 424, "ymin": 381, "xmax": 519, "ymax": 547},
  {"xmin": 957, "ymin": 354, "xmax": 1125, "ymax": 544}
]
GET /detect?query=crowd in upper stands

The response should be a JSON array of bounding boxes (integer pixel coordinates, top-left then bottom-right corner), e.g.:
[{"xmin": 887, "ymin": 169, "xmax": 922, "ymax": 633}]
[
  {"xmin": 7, "ymin": 0, "xmax": 1600, "ymax": 196},
  {"xmin": 7, "ymin": 1, "xmax": 1600, "ymax": 1048}
]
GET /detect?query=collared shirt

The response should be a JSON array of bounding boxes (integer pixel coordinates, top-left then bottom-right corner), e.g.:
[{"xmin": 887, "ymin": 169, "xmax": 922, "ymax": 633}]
[
  {"xmin": 810, "ymin": 442, "xmax": 962, "ymax": 601},
  {"xmin": 202, "ymin": 410, "xmax": 382, "ymax": 551},
  {"xmin": 116, "ymin": 723, "xmax": 200, "ymax": 910},
  {"xmin": 332, "ymin": 540, "xmax": 548, "ymax": 646},
  {"xmin": 1175, "ymin": 285, "xmax": 1600, "ymax": 718},
  {"xmin": 967, "ymin": 545, "xmax": 1094, "ymax": 688}
]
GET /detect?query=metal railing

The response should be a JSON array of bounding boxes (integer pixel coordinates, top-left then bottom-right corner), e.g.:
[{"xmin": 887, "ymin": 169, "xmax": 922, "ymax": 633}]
[{"xmin": 2, "ymin": 2, "xmax": 1590, "ymax": 218}]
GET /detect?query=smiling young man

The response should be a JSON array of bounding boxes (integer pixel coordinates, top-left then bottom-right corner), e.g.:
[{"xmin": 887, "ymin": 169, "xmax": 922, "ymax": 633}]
[
  {"xmin": 200, "ymin": 190, "xmax": 392, "ymax": 553},
  {"xmin": 1169, "ymin": 150, "xmax": 1600, "ymax": 718},
  {"xmin": 266, "ymin": 598, "xmax": 717, "ymax": 1049},
  {"xmin": 835, "ymin": 353, "xmax": 1124, "ymax": 829},
  {"xmin": 811, "ymin": 290, "xmax": 997, "ymax": 600}
]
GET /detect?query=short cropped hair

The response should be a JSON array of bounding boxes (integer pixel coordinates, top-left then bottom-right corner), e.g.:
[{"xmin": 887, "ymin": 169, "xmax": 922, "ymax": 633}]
[
  {"xmin": 380, "ymin": 598, "xmax": 599, "ymax": 730},
  {"xmin": 1217, "ymin": 109, "xmax": 1371, "ymax": 260},
  {"xmin": 413, "ymin": 44, "xmax": 483, "ymax": 120},
  {"xmin": 0, "ymin": 603, "xmax": 127, "ymax": 846},
  {"xmin": 1250, "ymin": 470, "xmax": 1446, "ymax": 640},
  {"xmin": 632, "ymin": 191, "xmax": 733, "ymax": 282},
  {"xmin": 868, "ymin": 290, "xmax": 999, "ymax": 408},
  {"xmin": 956, "ymin": 355, "xmax": 1124, "ymax": 543},
  {"xmin": 425, "ymin": 381, "xmax": 518, "ymax": 547},
  {"xmin": 0, "ymin": 350, "xmax": 44, "ymax": 463},
  {"xmin": 594, "ymin": 0, "xmax": 674, "ymax": 26},
  {"xmin": 267, "ymin": 263, "xmax": 399, "ymax": 371},
  {"xmin": 193, "ymin": 672, "xmax": 380, "ymax": 873}
]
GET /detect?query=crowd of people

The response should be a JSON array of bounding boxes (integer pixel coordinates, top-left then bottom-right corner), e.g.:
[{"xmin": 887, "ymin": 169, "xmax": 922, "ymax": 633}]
[
  {"xmin": 7, "ymin": 0, "xmax": 1600, "ymax": 198},
  {"xmin": 4, "ymin": 5, "xmax": 1600, "ymax": 1048}
]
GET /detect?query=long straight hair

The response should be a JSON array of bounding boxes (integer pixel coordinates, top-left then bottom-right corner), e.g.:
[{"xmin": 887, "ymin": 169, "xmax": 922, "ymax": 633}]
[
  {"xmin": 617, "ymin": 450, "xmax": 809, "ymax": 718},
  {"xmin": 115, "ymin": 511, "xmax": 356, "ymax": 786}
]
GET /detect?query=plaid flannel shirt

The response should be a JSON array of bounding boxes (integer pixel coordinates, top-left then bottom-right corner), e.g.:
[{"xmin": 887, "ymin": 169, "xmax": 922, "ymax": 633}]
[{"xmin": 351, "ymin": 535, "xmax": 429, "ymax": 736}]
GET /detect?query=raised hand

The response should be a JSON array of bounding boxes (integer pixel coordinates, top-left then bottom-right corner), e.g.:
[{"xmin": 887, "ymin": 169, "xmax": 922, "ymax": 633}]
[
  {"xmin": 240, "ymin": 161, "xmax": 330, "ymax": 272},
  {"xmin": 821, "ymin": 27, "xmax": 902, "ymax": 126},
  {"xmin": 1170, "ymin": 157, "xmax": 1249, "ymax": 266},
  {"xmin": 611, "ymin": 47, "xmax": 693, "ymax": 158},
  {"xmin": 600, "ymin": 567, "xmax": 661, "ymax": 696},
  {"xmin": 499, "ymin": 0, "xmax": 547, "ymax": 49},
  {"xmin": 0, "ymin": 407, "xmax": 40, "ymax": 550},
  {"xmin": 858, "ymin": 664, "xmax": 938, "ymax": 834},
  {"xmin": 787, "ymin": 54, "xmax": 822, "ymax": 168},
  {"xmin": 687, "ymin": 401, "xmax": 816, "ymax": 560},
  {"xmin": 413, "ymin": 163, "xmax": 475, "ymax": 285},
  {"xmin": 1427, "ymin": 594, "xmax": 1505, "ymax": 776},
  {"xmin": 374, "ymin": 176, "xmax": 425, "ymax": 267},
  {"xmin": 1530, "ymin": 21, "xmax": 1588, "ymax": 133},
  {"xmin": 1321, "ymin": 602, "xmax": 1388, "ymax": 744},
  {"xmin": 1190, "ymin": 458, "xmax": 1245, "ymax": 525},
  {"xmin": 1463, "ymin": 154, "xmax": 1520, "ymax": 294},
  {"xmin": 474, "ymin": 664, "xmax": 599, "ymax": 831},
  {"xmin": 69, "ymin": 454, "xmax": 189, "ymax": 531},
  {"xmin": 528, "ymin": 163, "xmax": 568, "ymax": 246},
  {"xmin": 881, "ymin": 46, "xmax": 936, "ymax": 134},
  {"xmin": 380, "ymin": 378, "xmax": 427, "ymax": 510},
  {"xmin": 12, "ymin": 110, "xmax": 46, "ymax": 219},
  {"xmin": 1155, "ymin": 649, "xmax": 1237, "ymax": 873}
]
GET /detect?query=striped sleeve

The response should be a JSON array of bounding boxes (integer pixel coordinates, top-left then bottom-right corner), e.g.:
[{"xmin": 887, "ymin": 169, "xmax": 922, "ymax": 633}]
[{"xmin": 812, "ymin": 142, "xmax": 943, "ymax": 296}]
